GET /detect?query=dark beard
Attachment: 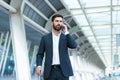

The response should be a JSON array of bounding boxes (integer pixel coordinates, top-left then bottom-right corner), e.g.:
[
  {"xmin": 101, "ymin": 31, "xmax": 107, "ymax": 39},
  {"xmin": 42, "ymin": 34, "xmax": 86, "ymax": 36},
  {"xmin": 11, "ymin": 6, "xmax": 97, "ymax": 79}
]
[{"xmin": 53, "ymin": 26, "xmax": 62, "ymax": 31}]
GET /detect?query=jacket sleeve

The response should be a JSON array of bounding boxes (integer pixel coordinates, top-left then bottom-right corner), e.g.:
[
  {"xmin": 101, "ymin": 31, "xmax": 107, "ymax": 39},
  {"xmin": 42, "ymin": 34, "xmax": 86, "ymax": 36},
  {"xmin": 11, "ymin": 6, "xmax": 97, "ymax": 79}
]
[
  {"xmin": 66, "ymin": 34, "xmax": 77, "ymax": 49},
  {"xmin": 36, "ymin": 36, "xmax": 45, "ymax": 66}
]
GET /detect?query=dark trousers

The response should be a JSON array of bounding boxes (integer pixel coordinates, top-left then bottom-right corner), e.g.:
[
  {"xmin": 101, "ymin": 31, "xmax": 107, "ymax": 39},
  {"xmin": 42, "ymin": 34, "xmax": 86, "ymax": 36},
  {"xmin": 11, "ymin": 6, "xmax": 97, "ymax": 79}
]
[{"xmin": 45, "ymin": 65, "xmax": 69, "ymax": 80}]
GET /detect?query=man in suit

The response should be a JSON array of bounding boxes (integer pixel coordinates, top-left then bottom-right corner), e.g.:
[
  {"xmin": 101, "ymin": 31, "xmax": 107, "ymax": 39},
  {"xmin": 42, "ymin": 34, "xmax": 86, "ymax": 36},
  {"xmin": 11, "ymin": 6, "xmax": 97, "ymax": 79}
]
[{"xmin": 36, "ymin": 14, "xmax": 77, "ymax": 80}]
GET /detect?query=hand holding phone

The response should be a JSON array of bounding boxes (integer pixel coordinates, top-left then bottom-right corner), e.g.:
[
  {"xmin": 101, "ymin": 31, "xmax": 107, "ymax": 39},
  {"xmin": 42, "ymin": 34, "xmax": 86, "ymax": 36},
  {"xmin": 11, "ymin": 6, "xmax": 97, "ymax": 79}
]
[
  {"xmin": 62, "ymin": 26, "xmax": 65, "ymax": 31},
  {"xmin": 62, "ymin": 24, "xmax": 68, "ymax": 33}
]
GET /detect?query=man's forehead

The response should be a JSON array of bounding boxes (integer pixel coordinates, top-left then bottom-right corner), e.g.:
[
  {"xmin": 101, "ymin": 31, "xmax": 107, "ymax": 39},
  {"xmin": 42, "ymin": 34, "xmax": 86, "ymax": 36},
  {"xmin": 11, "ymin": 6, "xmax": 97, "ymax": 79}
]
[{"xmin": 54, "ymin": 17, "xmax": 63, "ymax": 20}]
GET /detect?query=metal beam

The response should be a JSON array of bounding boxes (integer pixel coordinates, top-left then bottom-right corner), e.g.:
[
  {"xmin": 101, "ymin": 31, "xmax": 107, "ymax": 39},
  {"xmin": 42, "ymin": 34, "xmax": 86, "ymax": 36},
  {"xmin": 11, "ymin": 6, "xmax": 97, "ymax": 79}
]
[
  {"xmin": 0, "ymin": 0, "xmax": 16, "ymax": 12},
  {"xmin": 77, "ymin": 0, "xmax": 107, "ymax": 67},
  {"xmin": 110, "ymin": 0, "xmax": 113, "ymax": 68},
  {"xmin": 45, "ymin": 0, "xmax": 57, "ymax": 12},
  {"xmin": 25, "ymin": 1, "xmax": 48, "ymax": 20},
  {"xmin": 23, "ymin": 15, "xmax": 49, "ymax": 34}
]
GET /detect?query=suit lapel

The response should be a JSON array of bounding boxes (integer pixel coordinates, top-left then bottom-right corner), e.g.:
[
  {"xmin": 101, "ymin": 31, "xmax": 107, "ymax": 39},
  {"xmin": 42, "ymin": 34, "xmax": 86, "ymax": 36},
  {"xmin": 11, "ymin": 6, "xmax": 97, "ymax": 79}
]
[
  {"xmin": 49, "ymin": 33, "xmax": 53, "ymax": 58},
  {"xmin": 49, "ymin": 33, "xmax": 53, "ymax": 48},
  {"xmin": 59, "ymin": 33, "xmax": 64, "ymax": 51}
]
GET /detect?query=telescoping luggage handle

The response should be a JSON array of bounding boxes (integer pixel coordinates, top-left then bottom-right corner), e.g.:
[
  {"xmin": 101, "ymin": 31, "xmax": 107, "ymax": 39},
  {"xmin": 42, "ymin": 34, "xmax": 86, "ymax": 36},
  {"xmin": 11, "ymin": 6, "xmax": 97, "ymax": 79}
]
[
  {"xmin": 38, "ymin": 75, "xmax": 43, "ymax": 80},
  {"xmin": 38, "ymin": 75, "xmax": 40, "ymax": 80}
]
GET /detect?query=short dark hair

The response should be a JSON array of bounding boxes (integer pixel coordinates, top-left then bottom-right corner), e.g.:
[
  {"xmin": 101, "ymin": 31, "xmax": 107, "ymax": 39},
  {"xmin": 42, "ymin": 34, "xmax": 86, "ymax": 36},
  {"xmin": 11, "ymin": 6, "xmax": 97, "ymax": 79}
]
[{"xmin": 51, "ymin": 14, "xmax": 63, "ymax": 22}]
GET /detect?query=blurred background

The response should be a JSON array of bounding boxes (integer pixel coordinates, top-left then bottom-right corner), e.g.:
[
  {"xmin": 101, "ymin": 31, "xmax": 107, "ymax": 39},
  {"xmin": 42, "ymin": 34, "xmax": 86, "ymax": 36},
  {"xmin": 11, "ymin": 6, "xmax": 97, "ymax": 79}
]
[{"xmin": 0, "ymin": 0, "xmax": 120, "ymax": 80}]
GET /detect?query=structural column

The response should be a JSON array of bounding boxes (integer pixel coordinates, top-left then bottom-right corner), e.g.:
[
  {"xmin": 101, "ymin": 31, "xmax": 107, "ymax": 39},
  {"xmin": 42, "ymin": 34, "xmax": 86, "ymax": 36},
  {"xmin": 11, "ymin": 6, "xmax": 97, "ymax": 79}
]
[
  {"xmin": 9, "ymin": 0, "xmax": 31, "ymax": 79},
  {"xmin": 9, "ymin": 11, "xmax": 31, "ymax": 80}
]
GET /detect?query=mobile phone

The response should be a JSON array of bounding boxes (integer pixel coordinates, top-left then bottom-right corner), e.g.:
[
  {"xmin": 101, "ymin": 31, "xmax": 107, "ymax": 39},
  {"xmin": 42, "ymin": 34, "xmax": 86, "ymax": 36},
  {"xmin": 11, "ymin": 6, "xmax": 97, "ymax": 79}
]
[{"xmin": 61, "ymin": 26, "xmax": 65, "ymax": 31}]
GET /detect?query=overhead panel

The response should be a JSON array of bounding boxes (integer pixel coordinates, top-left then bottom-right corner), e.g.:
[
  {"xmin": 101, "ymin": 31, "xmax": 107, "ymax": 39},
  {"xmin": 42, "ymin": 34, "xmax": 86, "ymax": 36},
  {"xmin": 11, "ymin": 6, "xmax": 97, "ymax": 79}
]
[
  {"xmin": 0, "ymin": 7, "xmax": 9, "ymax": 31},
  {"xmin": 64, "ymin": 16, "xmax": 77, "ymax": 28},
  {"xmin": 23, "ymin": 3, "xmax": 47, "ymax": 27},
  {"xmin": 3, "ymin": 0, "xmax": 11, "ymax": 4},
  {"xmin": 76, "ymin": 31, "xmax": 84, "ymax": 37},
  {"xmin": 49, "ymin": 0, "xmax": 65, "ymax": 11},
  {"xmin": 33, "ymin": 0, "xmax": 54, "ymax": 18},
  {"xmin": 69, "ymin": 19, "xmax": 77, "ymax": 28},
  {"xmin": 72, "ymin": 34, "xmax": 78, "ymax": 40}
]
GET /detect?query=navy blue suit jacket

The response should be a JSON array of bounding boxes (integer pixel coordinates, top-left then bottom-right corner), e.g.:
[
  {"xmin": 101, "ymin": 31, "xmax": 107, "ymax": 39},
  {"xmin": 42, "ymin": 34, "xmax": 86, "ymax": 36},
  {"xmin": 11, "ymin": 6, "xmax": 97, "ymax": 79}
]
[{"xmin": 36, "ymin": 32, "xmax": 77, "ymax": 79}]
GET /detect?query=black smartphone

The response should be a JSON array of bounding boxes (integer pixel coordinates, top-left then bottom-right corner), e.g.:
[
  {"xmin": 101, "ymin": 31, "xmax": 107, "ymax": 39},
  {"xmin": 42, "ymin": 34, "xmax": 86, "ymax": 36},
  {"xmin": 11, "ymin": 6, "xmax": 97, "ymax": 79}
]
[{"xmin": 61, "ymin": 26, "xmax": 65, "ymax": 31}]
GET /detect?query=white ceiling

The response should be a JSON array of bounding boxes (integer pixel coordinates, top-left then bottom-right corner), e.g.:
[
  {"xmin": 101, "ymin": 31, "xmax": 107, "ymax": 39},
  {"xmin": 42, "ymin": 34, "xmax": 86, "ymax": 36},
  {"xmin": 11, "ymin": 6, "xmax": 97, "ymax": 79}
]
[{"xmin": 61, "ymin": 0, "xmax": 120, "ymax": 67}]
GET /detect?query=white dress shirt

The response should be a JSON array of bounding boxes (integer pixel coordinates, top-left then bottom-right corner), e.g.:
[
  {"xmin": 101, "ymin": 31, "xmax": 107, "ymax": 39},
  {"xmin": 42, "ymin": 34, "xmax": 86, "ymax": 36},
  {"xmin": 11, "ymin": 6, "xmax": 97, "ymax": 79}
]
[
  {"xmin": 37, "ymin": 31, "xmax": 69, "ymax": 68},
  {"xmin": 52, "ymin": 32, "xmax": 61, "ymax": 65}
]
